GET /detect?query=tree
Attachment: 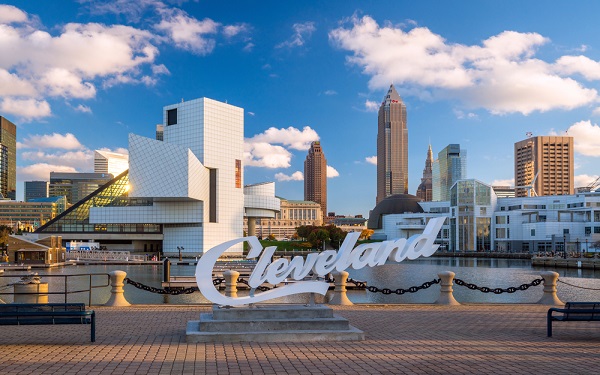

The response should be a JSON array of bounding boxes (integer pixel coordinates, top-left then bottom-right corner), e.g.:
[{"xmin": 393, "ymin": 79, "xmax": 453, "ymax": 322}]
[
  {"xmin": 308, "ymin": 228, "xmax": 330, "ymax": 250},
  {"xmin": 0, "ymin": 225, "xmax": 12, "ymax": 247},
  {"xmin": 360, "ymin": 229, "xmax": 374, "ymax": 240},
  {"xmin": 325, "ymin": 225, "xmax": 347, "ymax": 249},
  {"xmin": 296, "ymin": 225, "xmax": 315, "ymax": 240}
]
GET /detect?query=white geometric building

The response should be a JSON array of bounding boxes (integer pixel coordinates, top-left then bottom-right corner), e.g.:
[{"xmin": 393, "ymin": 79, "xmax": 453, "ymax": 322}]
[
  {"xmin": 92, "ymin": 98, "xmax": 245, "ymax": 255},
  {"xmin": 35, "ymin": 97, "xmax": 279, "ymax": 256}
]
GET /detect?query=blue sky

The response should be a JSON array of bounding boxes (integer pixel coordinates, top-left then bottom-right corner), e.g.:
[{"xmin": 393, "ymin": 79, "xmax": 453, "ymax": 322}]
[{"xmin": 2, "ymin": 1, "xmax": 600, "ymax": 217}]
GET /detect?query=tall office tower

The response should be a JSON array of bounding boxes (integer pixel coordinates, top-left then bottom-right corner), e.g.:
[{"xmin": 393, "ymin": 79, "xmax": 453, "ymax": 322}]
[
  {"xmin": 376, "ymin": 84, "xmax": 408, "ymax": 204},
  {"xmin": 0, "ymin": 116, "xmax": 16, "ymax": 200},
  {"xmin": 514, "ymin": 135, "xmax": 573, "ymax": 197},
  {"xmin": 432, "ymin": 144, "xmax": 467, "ymax": 201},
  {"xmin": 156, "ymin": 125, "xmax": 164, "ymax": 141},
  {"xmin": 24, "ymin": 181, "xmax": 49, "ymax": 201},
  {"xmin": 49, "ymin": 172, "xmax": 113, "ymax": 204},
  {"xmin": 94, "ymin": 150, "xmax": 129, "ymax": 176},
  {"xmin": 416, "ymin": 144, "xmax": 434, "ymax": 201},
  {"xmin": 304, "ymin": 141, "xmax": 327, "ymax": 220}
]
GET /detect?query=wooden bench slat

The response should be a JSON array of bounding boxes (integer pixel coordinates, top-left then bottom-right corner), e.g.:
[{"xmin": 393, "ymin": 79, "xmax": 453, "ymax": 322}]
[{"xmin": 547, "ymin": 301, "xmax": 600, "ymax": 337}]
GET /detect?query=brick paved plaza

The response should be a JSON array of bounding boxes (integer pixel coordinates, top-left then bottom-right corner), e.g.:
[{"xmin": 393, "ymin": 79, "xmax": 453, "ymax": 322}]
[{"xmin": 1, "ymin": 304, "xmax": 599, "ymax": 374}]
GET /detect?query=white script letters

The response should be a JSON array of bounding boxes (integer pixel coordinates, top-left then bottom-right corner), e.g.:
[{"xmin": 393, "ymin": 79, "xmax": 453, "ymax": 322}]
[{"xmin": 195, "ymin": 216, "xmax": 447, "ymax": 306}]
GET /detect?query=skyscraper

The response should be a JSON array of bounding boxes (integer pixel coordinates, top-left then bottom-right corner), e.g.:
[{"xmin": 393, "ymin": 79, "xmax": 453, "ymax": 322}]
[
  {"xmin": 416, "ymin": 144, "xmax": 434, "ymax": 201},
  {"xmin": 0, "ymin": 116, "xmax": 16, "ymax": 200},
  {"xmin": 432, "ymin": 144, "xmax": 467, "ymax": 201},
  {"xmin": 304, "ymin": 141, "xmax": 327, "ymax": 220},
  {"xmin": 24, "ymin": 181, "xmax": 49, "ymax": 202},
  {"xmin": 514, "ymin": 135, "xmax": 573, "ymax": 197},
  {"xmin": 376, "ymin": 84, "xmax": 408, "ymax": 204}
]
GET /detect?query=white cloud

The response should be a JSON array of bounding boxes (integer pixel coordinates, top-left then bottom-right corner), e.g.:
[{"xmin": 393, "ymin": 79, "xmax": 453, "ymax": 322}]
[
  {"xmin": 555, "ymin": 55, "xmax": 600, "ymax": 80},
  {"xmin": 593, "ymin": 107, "xmax": 600, "ymax": 116},
  {"xmin": 0, "ymin": 4, "xmax": 28, "ymax": 24},
  {"xmin": 275, "ymin": 171, "xmax": 304, "ymax": 182},
  {"xmin": 17, "ymin": 163, "xmax": 78, "ymax": 181},
  {"xmin": 223, "ymin": 23, "xmax": 250, "ymax": 38},
  {"xmin": 247, "ymin": 111, "xmax": 255, "ymax": 116},
  {"xmin": 329, "ymin": 15, "xmax": 599, "ymax": 115},
  {"xmin": 97, "ymin": 147, "xmax": 129, "ymax": 155},
  {"xmin": 365, "ymin": 156, "xmax": 377, "ymax": 165},
  {"xmin": 575, "ymin": 174, "xmax": 599, "ymax": 188},
  {"xmin": 276, "ymin": 21, "xmax": 316, "ymax": 48},
  {"xmin": 155, "ymin": 9, "xmax": 218, "ymax": 55},
  {"xmin": 243, "ymin": 42, "xmax": 254, "ymax": 52},
  {"xmin": 74, "ymin": 104, "xmax": 92, "ymax": 113},
  {"xmin": 152, "ymin": 64, "xmax": 170, "ymax": 75},
  {"xmin": 490, "ymin": 178, "xmax": 515, "ymax": 187},
  {"xmin": 364, "ymin": 100, "xmax": 379, "ymax": 112},
  {"xmin": 0, "ymin": 7, "xmax": 160, "ymax": 119},
  {"xmin": 21, "ymin": 150, "xmax": 93, "ymax": 170},
  {"xmin": 0, "ymin": 98, "xmax": 51, "ymax": 121},
  {"xmin": 244, "ymin": 142, "xmax": 292, "ymax": 168},
  {"xmin": 323, "ymin": 90, "xmax": 337, "ymax": 96},
  {"xmin": 247, "ymin": 126, "xmax": 319, "ymax": 151},
  {"xmin": 18, "ymin": 133, "xmax": 84, "ymax": 150},
  {"xmin": 564, "ymin": 120, "xmax": 600, "ymax": 156},
  {"xmin": 454, "ymin": 109, "xmax": 479, "ymax": 120},
  {"xmin": 327, "ymin": 165, "xmax": 339, "ymax": 178}
]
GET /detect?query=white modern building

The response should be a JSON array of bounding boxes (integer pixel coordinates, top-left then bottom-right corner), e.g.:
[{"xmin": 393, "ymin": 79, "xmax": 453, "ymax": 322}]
[
  {"xmin": 370, "ymin": 179, "xmax": 600, "ymax": 253},
  {"xmin": 34, "ymin": 97, "xmax": 279, "ymax": 256}
]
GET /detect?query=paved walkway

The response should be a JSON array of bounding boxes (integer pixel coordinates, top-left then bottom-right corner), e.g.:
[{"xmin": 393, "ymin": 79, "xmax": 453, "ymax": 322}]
[{"xmin": 1, "ymin": 304, "xmax": 599, "ymax": 374}]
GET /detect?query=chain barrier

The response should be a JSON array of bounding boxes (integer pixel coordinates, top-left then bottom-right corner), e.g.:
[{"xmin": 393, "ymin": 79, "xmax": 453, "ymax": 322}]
[
  {"xmin": 557, "ymin": 279, "xmax": 600, "ymax": 291},
  {"xmin": 237, "ymin": 277, "xmax": 273, "ymax": 292},
  {"xmin": 347, "ymin": 278, "xmax": 367, "ymax": 289},
  {"xmin": 124, "ymin": 278, "xmax": 199, "ymax": 295},
  {"xmin": 454, "ymin": 277, "xmax": 543, "ymax": 294},
  {"xmin": 367, "ymin": 278, "xmax": 441, "ymax": 295}
]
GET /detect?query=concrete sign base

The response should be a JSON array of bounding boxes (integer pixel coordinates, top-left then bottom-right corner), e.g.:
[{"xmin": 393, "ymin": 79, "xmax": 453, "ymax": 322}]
[{"xmin": 186, "ymin": 304, "xmax": 364, "ymax": 342}]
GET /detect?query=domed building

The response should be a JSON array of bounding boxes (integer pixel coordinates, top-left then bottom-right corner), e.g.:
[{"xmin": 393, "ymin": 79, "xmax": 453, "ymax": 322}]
[{"xmin": 367, "ymin": 194, "xmax": 450, "ymax": 246}]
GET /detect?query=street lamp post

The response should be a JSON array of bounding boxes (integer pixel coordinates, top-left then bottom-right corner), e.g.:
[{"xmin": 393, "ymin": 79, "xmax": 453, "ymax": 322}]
[
  {"xmin": 177, "ymin": 246, "xmax": 183, "ymax": 262},
  {"xmin": 576, "ymin": 238, "xmax": 580, "ymax": 257}
]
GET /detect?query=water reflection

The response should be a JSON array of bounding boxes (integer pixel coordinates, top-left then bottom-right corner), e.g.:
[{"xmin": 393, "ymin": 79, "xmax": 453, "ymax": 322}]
[{"xmin": 1, "ymin": 257, "xmax": 599, "ymax": 305}]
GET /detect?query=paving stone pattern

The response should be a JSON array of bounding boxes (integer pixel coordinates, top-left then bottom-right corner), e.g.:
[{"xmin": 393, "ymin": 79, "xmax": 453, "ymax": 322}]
[{"xmin": 0, "ymin": 304, "xmax": 599, "ymax": 374}]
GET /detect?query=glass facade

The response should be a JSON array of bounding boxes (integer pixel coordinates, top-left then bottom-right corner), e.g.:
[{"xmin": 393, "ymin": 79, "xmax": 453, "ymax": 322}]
[
  {"xmin": 433, "ymin": 144, "xmax": 467, "ymax": 201},
  {"xmin": 450, "ymin": 180, "xmax": 492, "ymax": 251},
  {"xmin": 36, "ymin": 170, "xmax": 161, "ymax": 234}
]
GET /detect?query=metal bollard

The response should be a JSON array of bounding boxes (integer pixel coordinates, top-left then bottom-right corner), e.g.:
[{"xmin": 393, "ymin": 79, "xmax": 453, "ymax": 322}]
[
  {"xmin": 328, "ymin": 270, "xmax": 353, "ymax": 305},
  {"xmin": 105, "ymin": 270, "xmax": 131, "ymax": 307},
  {"xmin": 223, "ymin": 270, "xmax": 240, "ymax": 298},
  {"xmin": 435, "ymin": 271, "xmax": 460, "ymax": 305},
  {"xmin": 162, "ymin": 258, "xmax": 171, "ymax": 283},
  {"xmin": 537, "ymin": 271, "xmax": 564, "ymax": 305}
]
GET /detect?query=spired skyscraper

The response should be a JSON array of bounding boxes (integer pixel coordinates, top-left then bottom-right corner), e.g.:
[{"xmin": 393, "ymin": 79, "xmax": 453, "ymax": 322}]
[
  {"xmin": 304, "ymin": 141, "xmax": 327, "ymax": 220},
  {"xmin": 376, "ymin": 84, "xmax": 408, "ymax": 204},
  {"xmin": 416, "ymin": 144, "xmax": 434, "ymax": 201}
]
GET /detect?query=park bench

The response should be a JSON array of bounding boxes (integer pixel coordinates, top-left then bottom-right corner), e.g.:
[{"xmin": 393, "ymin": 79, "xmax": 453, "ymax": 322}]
[
  {"xmin": 0, "ymin": 303, "xmax": 95, "ymax": 342},
  {"xmin": 547, "ymin": 302, "xmax": 600, "ymax": 337}
]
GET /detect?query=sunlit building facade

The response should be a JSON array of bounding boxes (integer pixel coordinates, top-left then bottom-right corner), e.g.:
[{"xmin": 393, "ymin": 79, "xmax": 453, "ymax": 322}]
[
  {"xmin": 0, "ymin": 116, "xmax": 16, "ymax": 200},
  {"xmin": 376, "ymin": 84, "xmax": 408, "ymax": 204},
  {"xmin": 514, "ymin": 135, "xmax": 574, "ymax": 197},
  {"xmin": 304, "ymin": 141, "xmax": 327, "ymax": 220},
  {"xmin": 94, "ymin": 150, "xmax": 129, "ymax": 176}
]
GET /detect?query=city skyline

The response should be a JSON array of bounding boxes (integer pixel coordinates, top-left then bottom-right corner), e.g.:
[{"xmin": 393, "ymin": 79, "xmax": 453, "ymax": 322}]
[{"xmin": 2, "ymin": 1, "xmax": 600, "ymax": 217}]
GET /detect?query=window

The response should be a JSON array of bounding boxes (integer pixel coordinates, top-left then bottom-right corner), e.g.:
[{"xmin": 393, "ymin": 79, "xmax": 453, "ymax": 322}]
[
  {"xmin": 167, "ymin": 108, "xmax": 177, "ymax": 126},
  {"xmin": 235, "ymin": 160, "xmax": 241, "ymax": 188},
  {"xmin": 595, "ymin": 227, "xmax": 600, "ymax": 234},
  {"xmin": 563, "ymin": 228, "xmax": 569, "ymax": 235},
  {"xmin": 531, "ymin": 229, "xmax": 535, "ymax": 236},
  {"xmin": 585, "ymin": 227, "xmax": 591, "ymax": 235}
]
